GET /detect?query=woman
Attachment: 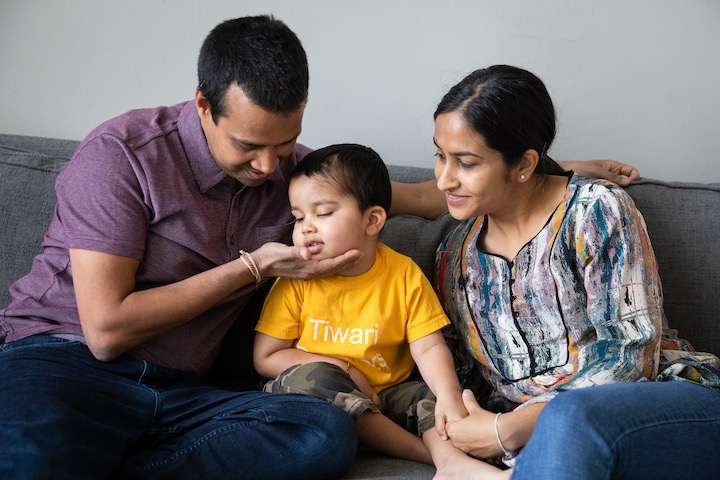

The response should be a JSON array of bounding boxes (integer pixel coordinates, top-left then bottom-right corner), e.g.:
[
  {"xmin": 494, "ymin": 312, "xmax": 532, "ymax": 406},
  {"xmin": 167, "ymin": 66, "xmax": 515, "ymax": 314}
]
[{"xmin": 433, "ymin": 65, "xmax": 720, "ymax": 479}]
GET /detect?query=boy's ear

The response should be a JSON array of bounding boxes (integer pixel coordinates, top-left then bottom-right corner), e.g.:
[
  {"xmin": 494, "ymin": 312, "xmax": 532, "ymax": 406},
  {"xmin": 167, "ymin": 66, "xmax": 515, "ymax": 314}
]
[{"xmin": 365, "ymin": 206, "xmax": 387, "ymax": 236}]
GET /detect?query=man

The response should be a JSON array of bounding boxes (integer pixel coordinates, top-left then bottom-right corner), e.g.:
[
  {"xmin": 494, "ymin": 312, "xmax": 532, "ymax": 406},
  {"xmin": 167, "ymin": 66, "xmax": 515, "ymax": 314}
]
[
  {"xmin": 0, "ymin": 14, "xmax": 638, "ymax": 480},
  {"xmin": 0, "ymin": 16, "xmax": 358, "ymax": 480}
]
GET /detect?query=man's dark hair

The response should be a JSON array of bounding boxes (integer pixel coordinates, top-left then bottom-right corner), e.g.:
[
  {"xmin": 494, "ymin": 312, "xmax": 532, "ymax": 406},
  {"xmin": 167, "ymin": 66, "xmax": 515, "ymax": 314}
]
[
  {"xmin": 292, "ymin": 144, "xmax": 392, "ymax": 214},
  {"xmin": 198, "ymin": 15, "xmax": 309, "ymax": 121}
]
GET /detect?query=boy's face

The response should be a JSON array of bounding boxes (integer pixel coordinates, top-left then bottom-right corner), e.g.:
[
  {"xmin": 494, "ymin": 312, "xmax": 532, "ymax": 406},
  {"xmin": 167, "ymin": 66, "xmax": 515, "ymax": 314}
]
[{"xmin": 289, "ymin": 174, "xmax": 375, "ymax": 273}]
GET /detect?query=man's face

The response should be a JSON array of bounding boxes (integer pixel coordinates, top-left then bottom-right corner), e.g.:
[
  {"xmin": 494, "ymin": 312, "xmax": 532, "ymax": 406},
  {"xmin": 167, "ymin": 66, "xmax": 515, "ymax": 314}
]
[{"xmin": 196, "ymin": 84, "xmax": 304, "ymax": 187}]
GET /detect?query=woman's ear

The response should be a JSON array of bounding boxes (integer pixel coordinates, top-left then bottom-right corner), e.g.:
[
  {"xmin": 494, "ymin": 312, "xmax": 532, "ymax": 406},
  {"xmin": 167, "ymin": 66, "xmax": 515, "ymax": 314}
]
[
  {"xmin": 516, "ymin": 149, "xmax": 540, "ymax": 183},
  {"xmin": 365, "ymin": 206, "xmax": 387, "ymax": 236}
]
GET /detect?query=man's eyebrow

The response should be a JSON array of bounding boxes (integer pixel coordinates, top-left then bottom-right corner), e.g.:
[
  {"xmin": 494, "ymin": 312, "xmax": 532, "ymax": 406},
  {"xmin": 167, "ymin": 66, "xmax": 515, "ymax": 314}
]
[{"xmin": 234, "ymin": 131, "xmax": 302, "ymax": 149}]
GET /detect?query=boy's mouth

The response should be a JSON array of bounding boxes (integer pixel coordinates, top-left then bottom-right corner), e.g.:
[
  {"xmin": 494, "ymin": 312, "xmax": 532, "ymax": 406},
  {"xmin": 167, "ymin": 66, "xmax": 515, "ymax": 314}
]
[{"xmin": 306, "ymin": 240, "xmax": 324, "ymax": 254}]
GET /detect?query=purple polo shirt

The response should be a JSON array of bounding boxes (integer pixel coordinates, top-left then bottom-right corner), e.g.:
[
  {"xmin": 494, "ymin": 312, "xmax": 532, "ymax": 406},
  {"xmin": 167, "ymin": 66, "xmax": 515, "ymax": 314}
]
[{"xmin": 0, "ymin": 101, "xmax": 310, "ymax": 375}]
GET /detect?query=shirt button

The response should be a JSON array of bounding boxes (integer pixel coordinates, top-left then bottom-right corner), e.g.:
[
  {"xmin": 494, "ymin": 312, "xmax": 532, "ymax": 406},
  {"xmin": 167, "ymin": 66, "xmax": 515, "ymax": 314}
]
[{"xmin": 229, "ymin": 235, "xmax": 236, "ymax": 245}]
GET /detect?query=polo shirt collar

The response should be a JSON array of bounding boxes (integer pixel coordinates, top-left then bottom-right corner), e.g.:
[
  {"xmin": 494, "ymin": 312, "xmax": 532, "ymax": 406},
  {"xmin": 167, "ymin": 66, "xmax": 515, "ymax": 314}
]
[
  {"xmin": 178, "ymin": 102, "xmax": 228, "ymax": 193},
  {"xmin": 176, "ymin": 101, "xmax": 289, "ymax": 194}
]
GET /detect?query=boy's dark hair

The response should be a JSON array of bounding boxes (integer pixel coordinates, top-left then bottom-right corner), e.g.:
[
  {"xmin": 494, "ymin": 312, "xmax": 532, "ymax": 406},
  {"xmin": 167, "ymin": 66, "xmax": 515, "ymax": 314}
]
[
  {"xmin": 292, "ymin": 144, "xmax": 392, "ymax": 214},
  {"xmin": 197, "ymin": 15, "xmax": 309, "ymax": 121}
]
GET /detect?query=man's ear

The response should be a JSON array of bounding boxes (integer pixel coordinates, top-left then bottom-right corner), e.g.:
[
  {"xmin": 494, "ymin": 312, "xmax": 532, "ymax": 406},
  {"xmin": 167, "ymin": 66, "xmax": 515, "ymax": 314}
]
[
  {"xmin": 195, "ymin": 88, "xmax": 213, "ymax": 122},
  {"xmin": 365, "ymin": 206, "xmax": 387, "ymax": 236}
]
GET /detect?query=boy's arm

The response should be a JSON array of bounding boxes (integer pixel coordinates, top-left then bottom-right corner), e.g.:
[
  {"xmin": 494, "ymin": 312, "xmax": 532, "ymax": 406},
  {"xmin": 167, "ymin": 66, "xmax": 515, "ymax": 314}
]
[
  {"xmin": 409, "ymin": 331, "xmax": 466, "ymax": 439},
  {"xmin": 253, "ymin": 332, "xmax": 381, "ymax": 405},
  {"xmin": 253, "ymin": 332, "xmax": 346, "ymax": 378}
]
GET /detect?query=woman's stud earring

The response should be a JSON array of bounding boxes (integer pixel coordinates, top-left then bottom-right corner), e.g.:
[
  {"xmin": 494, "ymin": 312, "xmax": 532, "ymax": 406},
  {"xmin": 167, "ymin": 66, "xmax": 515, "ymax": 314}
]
[{"xmin": 520, "ymin": 174, "xmax": 526, "ymax": 180}]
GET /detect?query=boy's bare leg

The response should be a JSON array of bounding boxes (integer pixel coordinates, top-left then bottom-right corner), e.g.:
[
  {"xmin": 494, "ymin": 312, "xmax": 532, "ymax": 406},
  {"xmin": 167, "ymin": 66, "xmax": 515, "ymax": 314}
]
[
  {"xmin": 422, "ymin": 429, "xmax": 512, "ymax": 480},
  {"xmin": 355, "ymin": 411, "xmax": 433, "ymax": 464}
]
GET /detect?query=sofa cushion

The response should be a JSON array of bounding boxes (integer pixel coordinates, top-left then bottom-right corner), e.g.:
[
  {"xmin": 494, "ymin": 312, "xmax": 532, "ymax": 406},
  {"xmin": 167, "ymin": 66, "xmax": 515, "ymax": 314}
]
[
  {"xmin": 626, "ymin": 179, "xmax": 720, "ymax": 354},
  {"xmin": 0, "ymin": 146, "xmax": 71, "ymax": 307}
]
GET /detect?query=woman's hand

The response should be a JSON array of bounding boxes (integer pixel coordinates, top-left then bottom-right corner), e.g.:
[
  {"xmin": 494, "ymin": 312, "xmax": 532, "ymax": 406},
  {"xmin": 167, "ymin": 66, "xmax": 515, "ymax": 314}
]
[
  {"xmin": 446, "ymin": 390, "xmax": 546, "ymax": 459},
  {"xmin": 560, "ymin": 159, "xmax": 640, "ymax": 187},
  {"xmin": 445, "ymin": 390, "xmax": 500, "ymax": 458},
  {"xmin": 252, "ymin": 242, "xmax": 361, "ymax": 281}
]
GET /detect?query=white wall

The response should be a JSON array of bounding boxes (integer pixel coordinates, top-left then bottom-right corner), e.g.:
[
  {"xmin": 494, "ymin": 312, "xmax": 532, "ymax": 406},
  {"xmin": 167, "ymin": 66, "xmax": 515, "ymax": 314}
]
[{"xmin": 1, "ymin": 0, "xmax": 718, "ymax": 182}]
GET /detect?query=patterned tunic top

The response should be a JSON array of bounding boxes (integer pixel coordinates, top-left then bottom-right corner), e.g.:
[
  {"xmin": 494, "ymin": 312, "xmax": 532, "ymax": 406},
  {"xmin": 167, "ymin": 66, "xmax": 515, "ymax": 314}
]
[{"xmin": 436, "ymin": 175, "xmax": 665, "ymax": 410}]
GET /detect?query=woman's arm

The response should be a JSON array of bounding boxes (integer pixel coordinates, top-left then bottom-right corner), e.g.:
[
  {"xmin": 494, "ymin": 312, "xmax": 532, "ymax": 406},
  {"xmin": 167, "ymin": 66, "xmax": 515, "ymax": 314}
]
[
  {"xmin": 532, "ymin": 186, "xmax": 662, "ymax": 400},
  {"xmin": 445, "ymin": 390, "xmax": 546, "ymax": 458}
]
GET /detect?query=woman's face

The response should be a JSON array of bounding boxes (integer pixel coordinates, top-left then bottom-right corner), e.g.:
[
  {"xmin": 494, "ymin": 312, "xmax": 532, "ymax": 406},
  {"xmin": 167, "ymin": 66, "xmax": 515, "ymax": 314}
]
[{"xmin": 433, "ymin": 111, "xmax": 511, "ymax": 220}]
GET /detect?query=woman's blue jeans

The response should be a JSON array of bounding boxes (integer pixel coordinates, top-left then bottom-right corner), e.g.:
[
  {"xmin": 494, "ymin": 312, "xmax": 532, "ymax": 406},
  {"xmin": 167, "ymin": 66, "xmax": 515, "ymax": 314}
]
[
  {"xmin": 512, "ymin": 381, "xmax": 720, "ymax": 480},
  {"xmin": 0, "ymin": 335, "xmax": 357, "ymax": 480}
]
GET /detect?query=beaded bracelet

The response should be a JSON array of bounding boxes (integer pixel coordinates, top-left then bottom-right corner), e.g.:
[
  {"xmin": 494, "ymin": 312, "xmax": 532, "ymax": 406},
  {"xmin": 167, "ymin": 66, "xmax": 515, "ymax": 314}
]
[
  {"xmin": 494, "ymin": 412, "xmax": 518, "ymax": 467},
  {"xmin": 239, "ymin": 250, "xmax": 262, "ymax": 284}
]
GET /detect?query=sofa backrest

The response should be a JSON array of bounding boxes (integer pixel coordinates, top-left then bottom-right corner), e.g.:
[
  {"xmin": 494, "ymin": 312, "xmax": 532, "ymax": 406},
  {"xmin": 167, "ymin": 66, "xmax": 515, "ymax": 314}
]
[
  {"xmin": 625, "ymin": 180, "xmax": 720, "ymax": 354},
  {"xmin": 1, "ymin": 135, "xmax": 718, "ymax": 356},
  {"xmin": 0, "ymin": 135, "xmax": 76, "ymax": 307}
]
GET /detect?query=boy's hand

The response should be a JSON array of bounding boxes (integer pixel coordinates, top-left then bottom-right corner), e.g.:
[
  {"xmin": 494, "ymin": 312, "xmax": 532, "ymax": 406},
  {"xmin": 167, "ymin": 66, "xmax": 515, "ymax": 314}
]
[
  {"xmin": 347, "ymin": 365, "xmax": 382, "ymax": 408},
  {"xmin": 445, "ymin": 389, "xmax": 500, "ymax": 458},
  {"xmin": 434, "ymin": 392, "xmax": 468, "ymax": 441}
]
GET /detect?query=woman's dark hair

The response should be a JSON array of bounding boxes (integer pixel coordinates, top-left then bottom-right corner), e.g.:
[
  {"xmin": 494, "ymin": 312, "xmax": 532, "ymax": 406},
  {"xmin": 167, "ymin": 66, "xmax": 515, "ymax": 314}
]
[
  {"xmin": 198, "ymin": 15, "xmax": 309, "ymax": 121},
  {"xmin": 434, "ymin": 65, "xmax": 565, "ymax": 175},
  {"xmin": 292, "ymin": 144, "xmax": 392, "ymax": 214}
]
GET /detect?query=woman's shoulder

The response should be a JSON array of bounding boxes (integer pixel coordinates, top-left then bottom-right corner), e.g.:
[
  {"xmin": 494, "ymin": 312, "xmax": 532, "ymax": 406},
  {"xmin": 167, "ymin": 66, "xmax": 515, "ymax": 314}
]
[
  {"xmin": 570, "ymin": 174, "xmax": 631, "ymax": 198},
  {"xmin": 568, "ymin": 174, "xmax": 637, "ymax": 209},
  {"xmin": 566, "ymin": 174, "xmax": 642, "ymax": 233}
]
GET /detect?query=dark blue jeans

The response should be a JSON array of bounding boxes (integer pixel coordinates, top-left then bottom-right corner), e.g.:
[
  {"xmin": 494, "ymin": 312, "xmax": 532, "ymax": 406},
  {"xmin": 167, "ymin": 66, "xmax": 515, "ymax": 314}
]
[
  {"xmin": 512, "ymin": 381, "xmax": 720, "ymax": 479},
  {"xmin": 0, "ymin": 336, "xmax": 357, "ymax": 480}
]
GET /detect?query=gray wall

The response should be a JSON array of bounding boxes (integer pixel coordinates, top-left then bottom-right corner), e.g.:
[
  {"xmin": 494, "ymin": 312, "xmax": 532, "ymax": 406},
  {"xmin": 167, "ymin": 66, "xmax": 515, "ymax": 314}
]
[{"xmin": 1, "ymin": 0, "xmax": 718, "ymax": 182}]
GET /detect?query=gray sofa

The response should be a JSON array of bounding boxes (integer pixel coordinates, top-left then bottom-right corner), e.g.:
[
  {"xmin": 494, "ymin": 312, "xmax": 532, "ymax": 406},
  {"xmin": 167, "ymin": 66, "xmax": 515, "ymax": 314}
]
[{"xmin": 2, "ymin": 133, "xmax": 719, "ymax": 479}]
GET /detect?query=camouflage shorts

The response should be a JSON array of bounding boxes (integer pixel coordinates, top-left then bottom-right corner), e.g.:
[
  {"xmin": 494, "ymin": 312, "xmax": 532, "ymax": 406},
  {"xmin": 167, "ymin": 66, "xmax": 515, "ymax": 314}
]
[{"xmin": 263, "ymin": 361, "xmax": 437, "ymax": 436}]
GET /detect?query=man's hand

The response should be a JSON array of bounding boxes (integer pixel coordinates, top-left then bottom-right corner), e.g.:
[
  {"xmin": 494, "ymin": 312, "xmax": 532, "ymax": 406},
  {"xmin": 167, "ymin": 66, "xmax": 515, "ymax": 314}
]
[
  {"xmin": 561, "ymin": 159, "xmax": 641, "ymax": 187},
  {"xmin": 253, "ymin": 242, "xmax": 362, "ymax": 281}
]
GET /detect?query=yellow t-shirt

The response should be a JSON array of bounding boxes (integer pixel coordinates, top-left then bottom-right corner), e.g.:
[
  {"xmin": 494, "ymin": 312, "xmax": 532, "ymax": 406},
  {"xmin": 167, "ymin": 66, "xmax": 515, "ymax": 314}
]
[{"xmin": 255, "ymin": 243, "xmax": 450, "ymax": 393}]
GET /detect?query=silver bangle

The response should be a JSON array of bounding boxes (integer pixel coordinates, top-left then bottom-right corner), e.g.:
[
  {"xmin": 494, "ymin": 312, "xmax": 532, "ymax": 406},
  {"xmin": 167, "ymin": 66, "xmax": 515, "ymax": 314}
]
[{"xmin": 494, "ymin": 412, "xmax": 518, "ymax": 467}]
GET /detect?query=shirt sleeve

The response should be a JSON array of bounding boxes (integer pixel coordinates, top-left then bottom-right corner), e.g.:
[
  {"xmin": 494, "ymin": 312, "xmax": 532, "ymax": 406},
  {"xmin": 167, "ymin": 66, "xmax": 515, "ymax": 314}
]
[
  {"xmin": 526, "ymin": 185, "xmax": 663, "ymax": 406},
  {"xmin": 404, "ymin": 260, "xmax": 451, "ymax": 343},
  {"xmin": 255, "ymin": 277, "xmax": 303, "ymax": 340},
  {"xmin": 55, "ymin": 134, "xmax": 149, "ymax": 260}
]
